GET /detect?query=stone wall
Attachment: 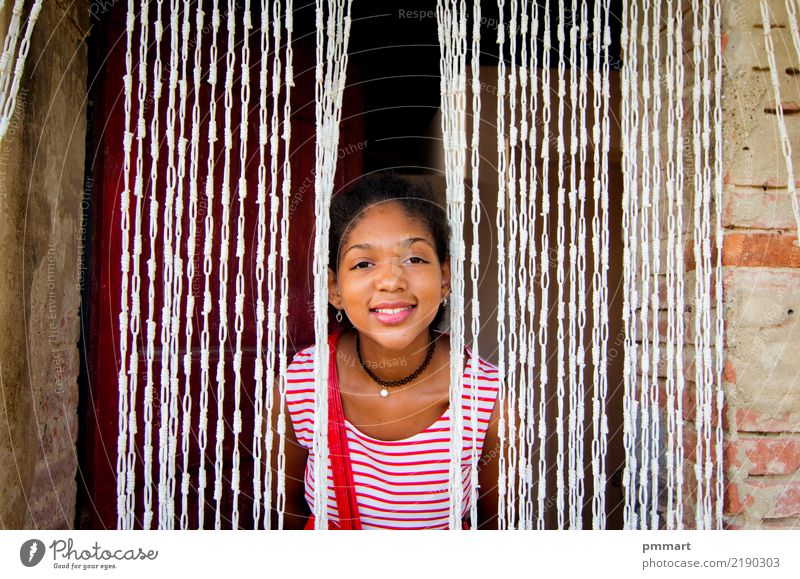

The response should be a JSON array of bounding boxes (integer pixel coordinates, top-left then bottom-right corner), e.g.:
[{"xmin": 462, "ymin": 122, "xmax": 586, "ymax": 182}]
[
  {"xmin": 0, "ymin": 0, "xmax": 87, "ymax": 529},
  {"xmin": 722, "ymin": 0, "xmax": 800, "ymax": 528}
]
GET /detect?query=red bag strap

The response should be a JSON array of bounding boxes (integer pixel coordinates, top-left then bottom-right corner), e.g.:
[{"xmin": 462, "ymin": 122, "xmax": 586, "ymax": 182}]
[{"xmin": 327, "ymin": 331, "xmax": 362, "ymax": 530}]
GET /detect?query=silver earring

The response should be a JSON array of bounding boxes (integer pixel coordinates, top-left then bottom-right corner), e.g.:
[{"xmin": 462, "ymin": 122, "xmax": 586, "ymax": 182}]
[
  {"xmin": 336, "ymin": 309, "xmax": 343, "ymax": 323},
  {"xmin": 442, "ymin": 297, "xmax": 447, "ymax": 308}
]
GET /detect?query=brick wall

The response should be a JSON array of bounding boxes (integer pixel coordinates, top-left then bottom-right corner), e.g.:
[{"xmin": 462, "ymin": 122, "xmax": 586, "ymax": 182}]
[{"xmin": 722, "ymin": 0, "xmax": 800, "ymax": 528}]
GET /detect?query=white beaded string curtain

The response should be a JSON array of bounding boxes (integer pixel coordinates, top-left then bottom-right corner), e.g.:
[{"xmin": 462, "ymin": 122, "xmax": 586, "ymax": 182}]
[
  {"xmin": 113, "ymin": 0, "xmax": 730, "ymax": 530},
  {"xmin": 485, "ymin": 0, "xmax": 726, "ymax": 529},
  {"xmin": 483, "ymin": 0, "xmax": 616, "ymax": 529},
  {"xmin": 435, "ymin": 0, "xmax": 470, "ymax": 530},
  {"xmin": 310, "ymin": 0, "xmax": 354, "ymax": 531},
  {"xmin": 116, "ymin": 0, "xmax": 295, "ymax": 529},
  {"xmin": 0, "ymin": 0, "xmax": 43, "ymax": 143},
  {"xmin": 434, "ymin": 0, "xmax": 611, "ymax": 530},
  {"xmin": 620, "ymin": 0, "xmax": 725, "ymax": 529}
]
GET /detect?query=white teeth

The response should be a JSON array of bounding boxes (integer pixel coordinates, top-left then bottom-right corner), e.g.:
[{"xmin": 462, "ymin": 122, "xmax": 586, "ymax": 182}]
[{"xmin": 373, "ymin": 306, "xmax": 414, "ymax": 314}]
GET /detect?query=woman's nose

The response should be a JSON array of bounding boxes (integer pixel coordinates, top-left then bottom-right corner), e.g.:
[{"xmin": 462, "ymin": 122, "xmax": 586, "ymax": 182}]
[{"xmin": 374, "ymin": 259, "xmax": 406, "ymax": 290}]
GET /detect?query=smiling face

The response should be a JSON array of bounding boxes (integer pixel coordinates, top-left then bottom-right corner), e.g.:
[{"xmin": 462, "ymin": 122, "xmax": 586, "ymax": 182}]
[{"xmin": 328, "ymin": 201, "xmax": 450, "ymax": 350}]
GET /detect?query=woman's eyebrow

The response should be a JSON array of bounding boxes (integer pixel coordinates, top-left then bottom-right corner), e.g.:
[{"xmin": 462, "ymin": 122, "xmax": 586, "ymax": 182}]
[{"xmin": 343, "ymin": 237, "xmax": 433, "ymax": 257}]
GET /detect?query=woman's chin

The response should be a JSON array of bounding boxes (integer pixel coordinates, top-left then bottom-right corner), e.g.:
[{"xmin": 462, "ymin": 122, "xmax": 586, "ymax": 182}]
[{"xmin": 358, "ymin": 322, "xmax": 432, "ymax": 349}]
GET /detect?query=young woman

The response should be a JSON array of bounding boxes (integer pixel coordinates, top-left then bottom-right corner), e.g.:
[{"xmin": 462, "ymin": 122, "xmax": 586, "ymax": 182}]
[{"xmin": 272, "ymin": 173, "xmax": 504, "ymax": 530}]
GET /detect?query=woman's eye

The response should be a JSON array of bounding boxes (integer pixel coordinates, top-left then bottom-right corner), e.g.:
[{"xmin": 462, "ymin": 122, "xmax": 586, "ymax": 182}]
[{"xmin": 351, "ymin": 257, "xmax": 426, "ymax": 270}]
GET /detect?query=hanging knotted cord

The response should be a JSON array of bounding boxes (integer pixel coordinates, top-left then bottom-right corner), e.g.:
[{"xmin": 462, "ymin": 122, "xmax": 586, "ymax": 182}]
[
  {"xmin": 275, "ymin": 0, "xmax": 295, "ymax": 530},
  {"xmin": 116, "ymin": 1, "xmax": 294, "ymax": 529},
  {"xmin": 145, "ymin": 0, "xmax": 165, "ymax": 530},
  {"xmin": 467, "ymin": 0, "xmax": 482, "ymax": 531},
  {"xmin": 598, "ymin": 0, "xmax": 612, "ymax": 530},
  {"xmin": 619, "ymin": 0, "xmax": 725, "ymax": 530},
  {"xmin": 636, "ymin": 0, "xmax": 652, "ymax": 531},
  {"xmin": 180, "ymin": 0, "xmax": 204, "ymax": 531},
  {"xmin": 494, "ymin": 0, "xmax": 509, "ymax": 531},
  {"xmin": 664, "ymin": 0, "xmax": 679, "ymax": 530},
  {"xmin": 0, "ymin": 0, "xmax": 42, "ymax": 142},
  {"xmin": 165, "ymin": 0, "xmax": 191, "ymax": 529},
  {"xmin": 692, "ymin": 0, "xmax": 713, "ymax": 530},
  {"xmin": 197, "ymin": 0, "xmax": 222, "ymax": 530},
  {"xmin": 536, "ymin": 0, "xmax": 552, "ymax": 531},
  {"xmin": 575, "ymin": 0, "xmax": 589, "ymax": 530},
  {"xmin": 567, "ymin": 0, "xmax": 580, "ymax": 530},
  {"xmin": 761, "ymin": 0, "xmax": 800, "ymax": 246},
  {"xmin": 713, "ymin": 0, "xmax": 724, "ymax": 531},
  {"xmin": 648, "ymin": 0, "xmax": 663, "ymax": 531},
  {"xmin": 436, "ymin": 0, "xmax": 469, "ymax": 530},
  {"xmin": 523, "ymin": 0, "xmax": 539, "ymax": 530},
  {"xmin": 117, "ymin": 0, "xmax": 137, "ymax": 531},
  {"xmin": 311, "ymin": 0, "xmax": 353, "ymax": 530},
  {"xmin": 673, "ymin": 0, "xmax": 688, "ymax": 531},
  {"xmin": 505, "ymin": 0, "xmax": 520, "ymax": 531},
  {"xmin": 589, "ymin": 0, "xmax": 612, "ymax": 530},
  {"xmin": 621, "ymin": 0, "xmax": 641, "ymax": 529},
  {"xmin": 252, "ymin": 0, "xmax": 272, "ymax": 530},
  {"xmin": 555, "ymin": 0, "xmax": 568, "ymax": 530},
  {"xmin": 764, "ymin": 0, "xmax": 800, "ymax": 247},
  {"xmin": 212, "ymin": 0, "xmax": 237, "ymax": 529},
  {"xmin": 229, "ymin": 0, "xmax": 254, "ymax": 529},
  {"xmin": 515, "ymin": 0, "xmax": 532, "ymax": 530}
]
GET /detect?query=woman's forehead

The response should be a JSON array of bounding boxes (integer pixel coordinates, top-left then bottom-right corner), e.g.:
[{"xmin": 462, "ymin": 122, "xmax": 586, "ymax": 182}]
[
  {"xmin": 345, "ymin": 203, "xmax": 431, "ymax": 241},
  {"xmin": 342, "ymin": 235, "xmax": 435, "ymax": 258}
]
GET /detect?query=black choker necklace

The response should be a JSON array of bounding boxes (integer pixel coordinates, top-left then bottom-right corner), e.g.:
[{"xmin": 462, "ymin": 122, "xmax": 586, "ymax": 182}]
[{"xmin": 356, "ymin": 330, "xmax": 437, "ymax": 398}]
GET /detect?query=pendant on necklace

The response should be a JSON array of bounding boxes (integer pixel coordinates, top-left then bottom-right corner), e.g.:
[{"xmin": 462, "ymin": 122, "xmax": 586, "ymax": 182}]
[{"xmin": 380, "ymin": 388, "xmax": 389, "ymax": 398}]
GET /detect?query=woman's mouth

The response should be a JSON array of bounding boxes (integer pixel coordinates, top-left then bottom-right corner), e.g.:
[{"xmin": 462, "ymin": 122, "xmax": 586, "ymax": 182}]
[{"xmin": 370, "ymin": 305, "xmax": 416, "ymax": 325}]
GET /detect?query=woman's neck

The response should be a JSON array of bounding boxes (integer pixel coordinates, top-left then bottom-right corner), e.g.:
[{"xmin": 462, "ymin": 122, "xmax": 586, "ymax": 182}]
[{"xmin": 350, "ymin": 327, "xmax": 444, "ymax": 384}]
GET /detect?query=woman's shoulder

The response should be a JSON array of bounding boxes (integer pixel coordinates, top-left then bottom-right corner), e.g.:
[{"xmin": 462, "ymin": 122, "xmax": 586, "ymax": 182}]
[
  {"xmin": 283, "ymin": 343, "xmax": 318, "ymax": 400},
  {"xmin": 284, "ymin": 333, "xmax": 340, "ymax": 395},
  {"xmin": 286, "ymin": 330, "xmax": 345, "ymax": 364},
  {"xmin": 288, "ymin": 343, "xmax": 316, "ymax": 366}
]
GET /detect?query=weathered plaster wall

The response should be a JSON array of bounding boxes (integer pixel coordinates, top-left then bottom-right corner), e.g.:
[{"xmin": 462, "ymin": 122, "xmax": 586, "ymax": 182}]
[
  {"xmin": 0, "ymin": 0, "xmax": 87, "ymax": 529},
  {"xmin": 722, "ymin": 0, "xmax": 800, "ymax": 528}
]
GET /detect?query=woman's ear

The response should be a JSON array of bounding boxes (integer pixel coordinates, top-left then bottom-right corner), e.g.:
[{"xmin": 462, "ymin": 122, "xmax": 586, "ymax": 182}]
[{"xmin": 328, "ymin": 266, "xmax": 343, "ymax": 310}]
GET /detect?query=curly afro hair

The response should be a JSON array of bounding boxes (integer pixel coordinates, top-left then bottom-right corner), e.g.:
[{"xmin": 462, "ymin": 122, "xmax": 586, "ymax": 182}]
[{"xmin": 328, "ymin": 172, "xmax": 451, "ymax": 331}]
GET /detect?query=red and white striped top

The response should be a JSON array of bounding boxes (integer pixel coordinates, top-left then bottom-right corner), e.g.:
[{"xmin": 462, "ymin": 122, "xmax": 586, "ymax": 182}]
[{"xmin": 284, "ymin": 331, "xmax": 500, "ymax": 530}]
